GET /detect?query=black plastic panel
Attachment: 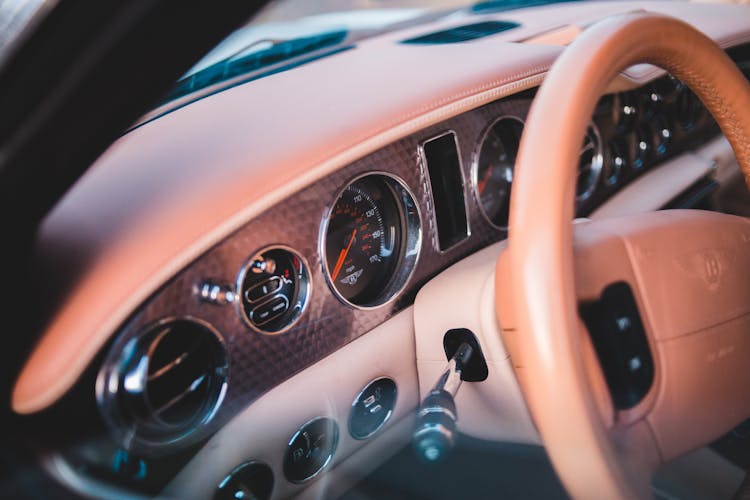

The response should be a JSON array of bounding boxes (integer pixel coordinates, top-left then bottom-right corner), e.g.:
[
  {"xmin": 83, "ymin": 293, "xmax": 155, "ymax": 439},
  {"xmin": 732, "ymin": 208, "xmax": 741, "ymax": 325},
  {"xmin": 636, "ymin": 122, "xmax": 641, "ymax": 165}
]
[
  {"xmin": 712, "ymin": 418, "xmax": 750, "ymax": 469},
  {"xmin": 420, "ymin": 132, "xmax": 470, "ymax": 251},
  {"xmin": 579, "ymin": 282, "xmax": 654, "ymax": 410},
  {"xmin": 443, "ymin": 329, "xmax": 489, "ymax": 382}
]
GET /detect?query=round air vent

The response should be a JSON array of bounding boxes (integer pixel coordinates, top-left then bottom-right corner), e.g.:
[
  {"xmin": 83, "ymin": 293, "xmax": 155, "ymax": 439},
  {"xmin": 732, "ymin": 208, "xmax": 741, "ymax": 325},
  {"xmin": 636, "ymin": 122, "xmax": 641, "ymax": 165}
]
[{"xmin": 97, "ymin": 318, "xmax": 228, "ymax": 452}]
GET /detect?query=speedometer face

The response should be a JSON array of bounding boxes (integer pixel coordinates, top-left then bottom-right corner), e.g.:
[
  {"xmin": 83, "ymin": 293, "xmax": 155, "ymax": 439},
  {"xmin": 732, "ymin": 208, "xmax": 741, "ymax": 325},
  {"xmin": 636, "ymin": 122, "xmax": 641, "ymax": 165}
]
[
  {"xmin": 326, "ymin": 182, "xmax": 396, "ymax": 303},
  {"xmin": 323, "ymin": 174, "xmax": 421, "ymax": 308},
  {"xmin": 474, "ymin": 116, "xmax": 524, "ymax": 228}
]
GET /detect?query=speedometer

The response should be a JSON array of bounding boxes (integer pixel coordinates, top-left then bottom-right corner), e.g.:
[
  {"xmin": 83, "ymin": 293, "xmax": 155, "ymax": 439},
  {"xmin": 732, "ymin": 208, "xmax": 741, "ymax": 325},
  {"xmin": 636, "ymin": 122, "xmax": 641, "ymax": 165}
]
[
  {"xmin": 322, "ymin": 174, "xmax": 421, "ymax": 308},
  {"xmin": 473, "ymin": 116, "xmax": 524, "ymax": 228}
]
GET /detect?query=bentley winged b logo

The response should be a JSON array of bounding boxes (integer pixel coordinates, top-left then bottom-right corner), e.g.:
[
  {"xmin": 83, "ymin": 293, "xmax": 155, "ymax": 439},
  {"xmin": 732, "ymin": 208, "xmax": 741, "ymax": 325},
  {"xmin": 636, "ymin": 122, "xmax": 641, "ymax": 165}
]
[
  {"xmin": 675, "ymin": 248, "xmax": 735, "ymax": 292},
  {"xmin": 704, "ymin": 252, "xmax": 722, "ymax": 286}
]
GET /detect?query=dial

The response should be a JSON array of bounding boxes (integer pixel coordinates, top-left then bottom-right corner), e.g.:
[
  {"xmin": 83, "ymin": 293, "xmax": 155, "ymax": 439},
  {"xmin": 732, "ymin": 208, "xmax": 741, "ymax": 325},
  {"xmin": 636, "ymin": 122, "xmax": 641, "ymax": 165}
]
[
  {"xmin": 237, "ymin": 247, "xmax": 310, "ymax": 334},
  {"xmin": 473, "ymin": 116, "xmax": 524, "ymax": 228},
  {"xmin": 323, "ymin": 174, "xmax": 420, "ymax": 308},
  {"xmin": 326, "ymin": 182, "xmax": 394, "ymax": 303},
  {"xmin": 631, "ymin": 125, "xmax": 651, "ymax": 171},
  {"xmin": 652, "ymin": 112, "xmax": 673, "ymax": 156},
  {"xmin": 614, "ymin": 92, "xmax": 639, "ymax": 132},
  {"xmin": 283, "ymin": 418, "xmax": 339, "ymax": 484},
  {"xmin": 640, "ymin": 83, "xmax": 666, "ymax": 120},
  {"xmin": 603, "ymin": 139, "xmax": 627, "ymax": 187}
]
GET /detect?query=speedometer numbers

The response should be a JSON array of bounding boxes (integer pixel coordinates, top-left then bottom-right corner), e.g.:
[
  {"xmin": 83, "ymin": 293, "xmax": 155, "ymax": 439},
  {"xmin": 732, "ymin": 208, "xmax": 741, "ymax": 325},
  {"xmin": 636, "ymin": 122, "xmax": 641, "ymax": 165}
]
[
  {"xmin": 323, "ymin": 174, "xmax": 420, "ymax": 308},
  {"xmin": 326, "ymin": 184, "xmax": 395, "ymax": 303}
]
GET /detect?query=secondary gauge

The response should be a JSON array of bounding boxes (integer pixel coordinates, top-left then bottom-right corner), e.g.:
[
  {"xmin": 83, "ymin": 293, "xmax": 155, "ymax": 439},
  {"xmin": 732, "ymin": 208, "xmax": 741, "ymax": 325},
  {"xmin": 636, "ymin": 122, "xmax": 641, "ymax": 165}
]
[
  {"xmin": 237, "ymin": 246, "xmax": 310, "ymax": 334},
  {"xmin": 576, "ymin": 124, "xmax": 604, "ymax": 203},
  {"xmin": 322, "ymin": 174, "xmax": 420, "ymax": 308},
  {"xmin": 473, "ymin": 116, "xmax": 524, "ymax": 228}
]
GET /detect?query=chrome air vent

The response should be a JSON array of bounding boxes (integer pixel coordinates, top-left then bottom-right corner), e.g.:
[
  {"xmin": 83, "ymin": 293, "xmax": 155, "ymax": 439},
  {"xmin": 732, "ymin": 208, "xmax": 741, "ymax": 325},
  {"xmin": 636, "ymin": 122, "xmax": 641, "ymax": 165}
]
[{"xmin": 97, "ymin": 318, "xmax": 228, "ymax": 453}]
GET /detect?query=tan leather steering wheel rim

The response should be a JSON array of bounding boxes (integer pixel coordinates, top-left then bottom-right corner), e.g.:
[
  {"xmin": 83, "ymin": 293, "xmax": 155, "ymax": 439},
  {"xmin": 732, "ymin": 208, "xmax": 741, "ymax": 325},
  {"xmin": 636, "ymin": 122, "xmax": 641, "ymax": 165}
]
[{"xmin": 496, "ymin": 12, "xmax": 750, "ymax": 499}]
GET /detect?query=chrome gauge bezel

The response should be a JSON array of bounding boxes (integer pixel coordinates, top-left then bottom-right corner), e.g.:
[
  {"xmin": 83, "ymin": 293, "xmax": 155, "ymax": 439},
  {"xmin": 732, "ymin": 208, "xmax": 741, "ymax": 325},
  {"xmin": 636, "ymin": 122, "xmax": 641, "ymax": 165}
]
[
  {"xmin": 320, "ymin": 172, "xmax": 422, "ymax": 310},
  {"xmin": 235, "ymin": 245, "xmax": 312, "ymax": 336},
  {"xmin": 470, "ymin": 115, "xmax": 525, "ymax": 229},
  {"xmin": 576, "ymin": 122, "xmax": 604, "ymax": 203}
]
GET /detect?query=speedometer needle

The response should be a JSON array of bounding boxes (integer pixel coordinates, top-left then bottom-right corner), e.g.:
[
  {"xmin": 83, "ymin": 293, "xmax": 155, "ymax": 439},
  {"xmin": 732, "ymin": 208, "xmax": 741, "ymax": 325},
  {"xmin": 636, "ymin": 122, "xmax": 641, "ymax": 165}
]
[
  {"xmin": 477, "ymin": 164, "xmax": 492, "ymax": 194},
  {"xmin": 332, "ymin": 229, "xmax": 357, "ymax": 280}
]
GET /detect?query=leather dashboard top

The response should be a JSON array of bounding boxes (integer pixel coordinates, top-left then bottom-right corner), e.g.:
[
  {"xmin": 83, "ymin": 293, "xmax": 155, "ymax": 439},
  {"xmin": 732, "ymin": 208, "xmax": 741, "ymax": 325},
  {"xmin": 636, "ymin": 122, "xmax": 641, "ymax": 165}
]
[{"xmin": 13, "ymin": 0, "xmax": 750, "ymax": 414}]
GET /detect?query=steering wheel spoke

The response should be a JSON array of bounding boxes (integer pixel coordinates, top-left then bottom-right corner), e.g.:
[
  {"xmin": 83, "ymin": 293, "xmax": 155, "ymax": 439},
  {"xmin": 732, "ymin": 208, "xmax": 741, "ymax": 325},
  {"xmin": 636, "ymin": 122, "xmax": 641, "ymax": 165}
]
[
  {"xmin": 602, "ymin": 211, "xmax": 750, "ymax": 459},
  {"xmin": 575, "ymin": 209, "xmax": 750, "ymax": 462}
]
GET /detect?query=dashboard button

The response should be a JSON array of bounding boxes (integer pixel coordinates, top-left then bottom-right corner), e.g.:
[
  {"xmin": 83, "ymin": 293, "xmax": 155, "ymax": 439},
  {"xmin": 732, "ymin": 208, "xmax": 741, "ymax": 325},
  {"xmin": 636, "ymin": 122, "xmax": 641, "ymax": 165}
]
[
  {"xmin": 251, "ymin": 295, "xmax": 289, "ymax": 326},
  {"xmin": 215, "ymin": 462, "xmax": 273, "ymax": 500},
  {"xmin": 349, "ymin": 378, "xmax": 397, "ymax": 440},
  {"xmin": 283, "ymin": 417, "xmax": 338, "ymax": 484},
  {"xmin": 244, "ymin": 277, "xmax": 282, "ymax": 303}
]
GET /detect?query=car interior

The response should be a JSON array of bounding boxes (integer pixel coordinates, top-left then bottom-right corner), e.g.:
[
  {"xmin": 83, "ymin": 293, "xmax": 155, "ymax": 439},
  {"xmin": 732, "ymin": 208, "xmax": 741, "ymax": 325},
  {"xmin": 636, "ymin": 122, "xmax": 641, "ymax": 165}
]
[{"xmin": 3, "ymin": 0, "xmax": 750, "ymax": 499}]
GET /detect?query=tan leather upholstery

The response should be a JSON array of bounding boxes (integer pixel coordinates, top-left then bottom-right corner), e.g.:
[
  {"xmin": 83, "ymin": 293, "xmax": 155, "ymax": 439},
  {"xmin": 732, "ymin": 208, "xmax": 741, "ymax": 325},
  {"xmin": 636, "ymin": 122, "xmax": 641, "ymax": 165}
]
[{"xmin": 496, "ymin": 11, "xmax": 750, "ymax": 499}]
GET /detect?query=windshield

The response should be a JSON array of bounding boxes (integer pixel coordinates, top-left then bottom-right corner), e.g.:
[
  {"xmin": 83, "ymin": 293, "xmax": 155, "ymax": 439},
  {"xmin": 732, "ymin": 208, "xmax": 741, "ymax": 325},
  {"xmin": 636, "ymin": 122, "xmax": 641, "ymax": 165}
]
[
  {"xmin": 163, "ymin": 0, "xmax": 573, "ymax": 108},
  {"xmin": 189, "ymin": 0, "xmax": 474, "ymax": 74}
]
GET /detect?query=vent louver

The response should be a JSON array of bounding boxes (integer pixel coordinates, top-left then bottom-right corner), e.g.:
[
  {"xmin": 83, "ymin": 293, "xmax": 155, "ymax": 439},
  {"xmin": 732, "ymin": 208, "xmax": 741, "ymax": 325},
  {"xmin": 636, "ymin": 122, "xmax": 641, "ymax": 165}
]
[
  {"xmin": 99, "ymin": 319, "xmax": 228, "ymax": 451},
  {"xmin": 401, "ymin": 21, "xmax": 520, "ymax": 45}
]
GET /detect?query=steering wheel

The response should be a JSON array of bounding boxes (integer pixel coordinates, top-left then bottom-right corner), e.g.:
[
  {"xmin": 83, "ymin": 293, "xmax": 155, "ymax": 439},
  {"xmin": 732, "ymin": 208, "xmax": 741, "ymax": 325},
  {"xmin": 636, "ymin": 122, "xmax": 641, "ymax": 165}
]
[{"xmin": 496, "ymin": 11, "xmax": 750, "ymax": 499}]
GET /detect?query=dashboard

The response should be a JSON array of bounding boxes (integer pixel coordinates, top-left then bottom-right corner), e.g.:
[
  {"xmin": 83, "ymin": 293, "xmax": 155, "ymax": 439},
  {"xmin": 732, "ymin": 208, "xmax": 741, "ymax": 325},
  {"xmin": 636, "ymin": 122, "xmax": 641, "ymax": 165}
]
[
  {"xmin": 12, "ymin": 2, "xmax": 750, "ymax": 499},
  {"xmin": 60, "ymin": 71, "xmax": 723, "ymax": 497}
]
